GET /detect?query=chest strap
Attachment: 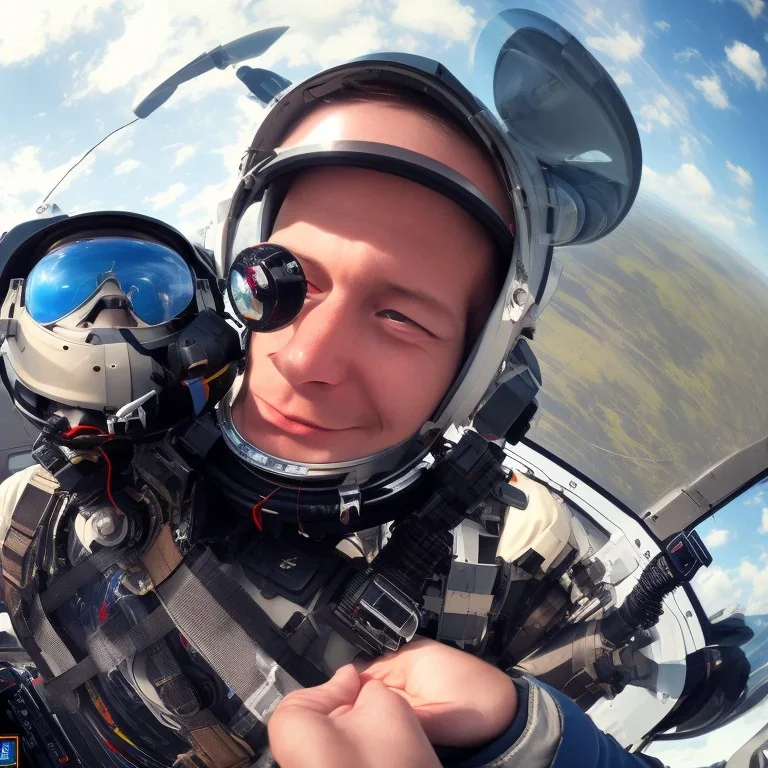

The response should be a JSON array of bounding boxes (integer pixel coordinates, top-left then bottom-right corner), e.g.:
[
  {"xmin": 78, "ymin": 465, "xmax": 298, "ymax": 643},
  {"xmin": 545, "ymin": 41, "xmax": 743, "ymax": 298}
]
[
  {"xmin": 1, "ymin": 470, "xmax": 258, "ymax": 768},
  {"xmin": 155, "ymin": 544, "xmax": 327, "ymax": 722}
]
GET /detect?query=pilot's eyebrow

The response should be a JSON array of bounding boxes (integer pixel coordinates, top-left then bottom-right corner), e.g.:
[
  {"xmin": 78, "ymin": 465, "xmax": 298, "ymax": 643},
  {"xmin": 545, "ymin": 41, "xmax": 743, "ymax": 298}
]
[{"xmin": 290, "ymin": 248, "xmax": 460, "ymax": 325}]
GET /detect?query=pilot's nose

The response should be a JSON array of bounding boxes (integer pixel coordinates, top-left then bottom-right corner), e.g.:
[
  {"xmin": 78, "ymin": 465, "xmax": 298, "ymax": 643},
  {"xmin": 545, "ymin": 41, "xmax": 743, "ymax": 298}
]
[{"xmin": 270, "ymin": 295, "xmax": 355, "ymax": 388}]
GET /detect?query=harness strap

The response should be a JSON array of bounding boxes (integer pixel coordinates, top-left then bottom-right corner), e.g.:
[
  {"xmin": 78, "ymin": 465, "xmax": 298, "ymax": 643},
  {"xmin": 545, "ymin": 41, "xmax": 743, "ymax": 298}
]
[
  {"xmin": 147, "ymin": 630, "xmax": 258, "ymax": 768},
  {"xmin": 44, "ymin": 604, "xmax": 176, "ymax": 701},
  {"xmin": 156, "ymin": 545, "xmax": 326, "ymax": 722},
  {"xmin": 40, "ymin": 545, "xmax": 127, "ymax": 613}
]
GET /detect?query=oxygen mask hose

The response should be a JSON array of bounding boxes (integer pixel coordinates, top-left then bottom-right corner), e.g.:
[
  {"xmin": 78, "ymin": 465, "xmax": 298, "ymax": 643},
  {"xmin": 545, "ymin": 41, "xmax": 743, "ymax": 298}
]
[{"xmin": 602, "ymin": 530, "xmax": 712, "ymax": 648}]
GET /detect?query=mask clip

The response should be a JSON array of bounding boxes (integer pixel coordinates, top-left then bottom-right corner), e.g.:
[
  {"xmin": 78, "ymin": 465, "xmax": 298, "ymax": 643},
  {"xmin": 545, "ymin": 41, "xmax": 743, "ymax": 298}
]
[{"xmin": 108, "ymin": 391, "xmax": 157, "ymax": 434}]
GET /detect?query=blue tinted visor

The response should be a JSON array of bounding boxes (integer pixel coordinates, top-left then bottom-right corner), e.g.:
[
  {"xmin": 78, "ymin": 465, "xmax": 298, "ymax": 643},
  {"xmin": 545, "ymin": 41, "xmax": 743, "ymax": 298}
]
[{"xmin": 25, "ymin": 236, "xmax": 196, "ymax": 326}]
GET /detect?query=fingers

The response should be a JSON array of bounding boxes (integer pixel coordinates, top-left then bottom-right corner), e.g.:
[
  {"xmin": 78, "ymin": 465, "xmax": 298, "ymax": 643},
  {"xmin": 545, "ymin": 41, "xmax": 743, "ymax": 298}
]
[
  {"xmin": 269, "ymin": 673, "xmax": 441, "ymax": 768},
  {"xmin": 275, "ymin": 664, "xmax": 362, "ymax": 717}
]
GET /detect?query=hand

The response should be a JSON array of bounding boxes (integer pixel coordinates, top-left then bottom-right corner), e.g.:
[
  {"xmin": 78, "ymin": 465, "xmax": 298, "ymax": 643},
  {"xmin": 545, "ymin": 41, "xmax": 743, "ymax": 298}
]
[
  {"xmin": 268, "ymin": 664, "xmax": 440, "ymax": 768},
  {"xmin": 357, "ymin": 636, "xmax": 518, "ymax": 748}
]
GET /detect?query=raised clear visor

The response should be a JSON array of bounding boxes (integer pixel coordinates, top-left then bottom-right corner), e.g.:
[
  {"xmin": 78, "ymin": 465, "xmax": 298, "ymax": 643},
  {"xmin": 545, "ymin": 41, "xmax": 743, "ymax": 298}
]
[{"xmin": 470, "ymin": 8, "xmax": 642, "ymax": 246}]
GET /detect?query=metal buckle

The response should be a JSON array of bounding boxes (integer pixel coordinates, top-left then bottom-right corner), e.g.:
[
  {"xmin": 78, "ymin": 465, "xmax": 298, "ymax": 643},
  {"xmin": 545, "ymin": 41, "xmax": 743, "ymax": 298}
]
[
  {"xmin": 338, "ymin": 485, "xmax": 361, "ymax": 526},
  {"xmin": 353, "ymin": 575, "xmax": 420, "ymax": 653}
]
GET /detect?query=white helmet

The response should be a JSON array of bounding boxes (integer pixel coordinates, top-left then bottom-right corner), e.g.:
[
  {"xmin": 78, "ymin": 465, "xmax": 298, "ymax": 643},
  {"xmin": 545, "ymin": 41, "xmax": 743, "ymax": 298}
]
[{"xmin": 212, "ymin": 8, "xmax": 642, "ymax": 519}]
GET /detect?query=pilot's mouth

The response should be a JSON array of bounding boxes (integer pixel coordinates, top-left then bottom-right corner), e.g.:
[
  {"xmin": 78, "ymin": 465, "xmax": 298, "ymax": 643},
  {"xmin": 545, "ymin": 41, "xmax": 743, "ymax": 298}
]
[{"xmin": 255, "ymin": 396, "xmax": 346, "ymax": 435}]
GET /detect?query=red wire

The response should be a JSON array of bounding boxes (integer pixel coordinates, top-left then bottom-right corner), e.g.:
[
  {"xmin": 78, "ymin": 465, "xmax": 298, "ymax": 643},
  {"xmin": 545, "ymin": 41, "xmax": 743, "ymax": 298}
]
[
  {"xmin": 61, "ymin": 424, "xmax": 106, "ymax": 439},
  {"xmin": 98, "ymin": 447, "xmax": 121, "ymax": 515},
  {"xmin": 251, "ymin": 488, "xmax": 279, "ymax": 531}
]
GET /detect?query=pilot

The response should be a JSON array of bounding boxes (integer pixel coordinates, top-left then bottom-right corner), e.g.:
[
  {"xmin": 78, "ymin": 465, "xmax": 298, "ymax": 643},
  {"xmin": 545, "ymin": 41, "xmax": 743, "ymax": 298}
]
[{"xmin": 0, "ymin": 8, "xmax": 661, "ymax": 768}]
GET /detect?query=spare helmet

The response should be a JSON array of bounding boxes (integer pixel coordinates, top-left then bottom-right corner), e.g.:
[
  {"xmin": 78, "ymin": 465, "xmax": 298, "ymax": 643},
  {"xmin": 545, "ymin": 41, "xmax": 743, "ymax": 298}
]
[{"xmin": 0, "ymin": 211, "xmax": 240, "ymax": 440}]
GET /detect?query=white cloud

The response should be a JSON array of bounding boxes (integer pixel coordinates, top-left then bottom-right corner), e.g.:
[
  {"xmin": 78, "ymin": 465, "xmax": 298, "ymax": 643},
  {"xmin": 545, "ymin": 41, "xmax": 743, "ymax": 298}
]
[
  {"xmin": 114, "ymin": 159, "xmax": 140, "ymax": 176},
  {"xmin": 101, "ymin": 127, "xmax": 134, "ymax": 157},
  {"xmin": 732, "ymin": 0, "xmax": 765, "ymax": 19},
  {"xmin": 747, "ymin": 490, "xmax": 765, "ymax": 506},
  {"xmin": 693, "ymin": 565, "xmax": 742, "ymax": 618},
  {"xmin": 703, "ymin": 528, "xmax": 730, "ymax": 549},
  {"xmin": 391, "ymin": 0, "xmax": 476, "ymax": 42},
  {"xmin": 736, "ymin": 558, "xmax": 768, "ymax": 613},
  {"xmin": 73, "ymin": 1, "xmax": 283, "ymax": 103},
  {"xmin": 725, "ymin": 160, "xmax": 754, "ymax": 190},
  {"xmin": 253, "ymin": 0, "xmax": 364, "ymax": 23},
  {"xmin": 314, "ymin": 17, "xmax": 386, "ymax": 69},
  {"xmin": 654, "ymin": 20, "xmax": 670, "ymax": 31},
  {"xmin": 735, "ymin": 196, "xmax": 753, "ymax": 211},
  {"xmin": 678, "ymin": 163, "xmax": 714, "ymax": 198},
  {"xmin": 0, "ymin": 0, "xmax": 119, "ymax": 66},
  {"xmin": 146, "ymin": 182, "xmax": 188, "ymax": 210},
  {"xmin": 760, "ymin": 507, "xmax": 768, "ymax": 534},
  {"xmin": 761, "ymin": 552, "xmax": 768, "ymax": 562},
  {"xmin": 725, "ymin": 41, "xmax": 767, "ymax": 90},
  {"xmin": 394, "ymin": 34, "xmax": 420, "ymax": 53},
  {"xmin": 680, "ymin": 134, "xmax": 700, "ymax": 157},
  {"xmin": 690, "ymin": 73, "xmax": 731, "ymax": 109},
  {"xmin": 173, "ymin": 145, "xmax": 197, "ymax": 168},
  {"xmin": 641, "ymin": 162, "xmax": 737, "ymax": 235},
  {"xmin": 586, "ymin": 26, "xmax": 644, "ymax": 62},
  {"xmin": 578, "ymin": 3, "xmax": 605, "ymax": 27},
  {"xmin": 637, "ymin": 93, "xmax": 676, "ymax": 131},
  {"xmin": 612, "ymin": 69, "xmax": 633, "ymax": 86},
  {"xmin": 674, "ymin": 47, "xmax": 700, "ymax": 62},
  {"xmin": 0, "ymin": 145, "xmax": 95, "ymax": 233}
]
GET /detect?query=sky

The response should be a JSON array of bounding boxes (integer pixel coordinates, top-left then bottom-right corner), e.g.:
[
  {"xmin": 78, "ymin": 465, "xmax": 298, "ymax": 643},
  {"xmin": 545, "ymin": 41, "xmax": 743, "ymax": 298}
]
[
  {"xmin": 0, "ymin": 0, "xmax": 767, "ymax": 274},
  {"xmin": 2, "ymin": 1, "xmax": 768, "ymax": 764},
  {"xmin": 647, "ymin": 480, "xmax": 768, "ymax": 767}
]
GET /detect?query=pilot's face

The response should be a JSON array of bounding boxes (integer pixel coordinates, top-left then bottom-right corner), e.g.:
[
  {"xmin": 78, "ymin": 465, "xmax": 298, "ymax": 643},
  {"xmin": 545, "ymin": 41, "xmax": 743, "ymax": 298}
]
[{"xmin": 232, "ymin": 99, "xmax": 512, "ymax": 464}]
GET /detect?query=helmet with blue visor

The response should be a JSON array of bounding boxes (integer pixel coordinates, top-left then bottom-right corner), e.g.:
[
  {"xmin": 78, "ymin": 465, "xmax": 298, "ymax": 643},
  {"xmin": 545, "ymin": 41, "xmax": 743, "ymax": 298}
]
[
  {"xmin": 215, "ymin": 8, "xmax": 642, "ymax": 495},
  {"xmin": 0, "ymin": 211, "xmax": 240, "ymax": 439}
]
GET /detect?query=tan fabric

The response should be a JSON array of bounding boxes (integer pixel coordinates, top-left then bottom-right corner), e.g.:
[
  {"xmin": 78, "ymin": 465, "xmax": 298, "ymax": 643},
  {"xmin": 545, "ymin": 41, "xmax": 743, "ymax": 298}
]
[
  {"xmin": 0, "ymin": 464, "xmax": 41, "ymax": 549},
  {"xmin": 188, "ymin": 723, "xmax": 254, "ymax": 768},
  {"xmin": 140, "ymin": 523, "xmax": 183, "ymax": 587},
  {"xmin": 497, "ymin": 474, "xmax": 572, "ymax": 573}
]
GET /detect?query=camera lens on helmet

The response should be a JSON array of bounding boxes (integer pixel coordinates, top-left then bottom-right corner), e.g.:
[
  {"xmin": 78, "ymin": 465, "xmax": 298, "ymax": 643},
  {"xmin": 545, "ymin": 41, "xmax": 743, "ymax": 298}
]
[{"xmin": 227, "ymin": 243, "xmax": 306, "ymax": 332}]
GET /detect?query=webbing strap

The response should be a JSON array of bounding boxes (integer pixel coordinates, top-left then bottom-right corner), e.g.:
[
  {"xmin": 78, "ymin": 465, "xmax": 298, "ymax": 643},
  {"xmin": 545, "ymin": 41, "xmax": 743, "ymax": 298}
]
[
  {"xmin": 187, "ymin": 724, "xmax": 254, "ymax": 768},
  {"xmin": 44, "ymin": 605, "xmax": 176, "ymax": 700},
  {"xmin": 145, "ymin": 636, "xmax": 258, "ymax": 768},
  {"xmin": 141, "ymin": 523, "xmax": 184, "ymax": 587},
  {"xmin": 40, "ymin": 545, "xmax": 126, "ymax": 613},
  {"xmin": 156, "ymin": 547, "xmax": 326, "ymax": 722}
]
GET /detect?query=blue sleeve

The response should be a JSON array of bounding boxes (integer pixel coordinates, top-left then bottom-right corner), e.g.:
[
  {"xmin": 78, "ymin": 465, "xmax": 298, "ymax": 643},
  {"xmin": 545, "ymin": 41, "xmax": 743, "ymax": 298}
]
[{"xmin": 441, "ymin": 678, "xmax": 666, "ymax": 768}]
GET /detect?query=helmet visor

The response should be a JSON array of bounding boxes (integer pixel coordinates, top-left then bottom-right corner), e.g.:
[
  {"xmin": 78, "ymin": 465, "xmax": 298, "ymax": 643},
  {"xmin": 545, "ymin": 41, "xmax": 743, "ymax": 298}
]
[
  {"xmin": 25, "ymin": 236, "xmax": 196, "ymax": 326},
  {"xmin": 470, "ymin": 8, "xmax": 642, "ymax": 245}
]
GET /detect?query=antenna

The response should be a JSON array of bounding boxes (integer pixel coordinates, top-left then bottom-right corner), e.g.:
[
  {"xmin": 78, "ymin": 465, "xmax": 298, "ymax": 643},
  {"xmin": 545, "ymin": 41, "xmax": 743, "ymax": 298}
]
[
  {"xmin": 38, "ymin": 117, "xmax": 139, "ymax": 209},
  {"xmin": 37, "ymin": 26, "xmax": 288, "ymax": 210}
]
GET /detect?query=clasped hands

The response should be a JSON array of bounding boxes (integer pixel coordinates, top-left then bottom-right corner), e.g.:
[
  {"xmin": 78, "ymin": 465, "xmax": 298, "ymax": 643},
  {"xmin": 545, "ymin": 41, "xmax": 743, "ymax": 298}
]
[{"xmin": 268, "ymin": 638, "xmax": 518, "ymax": 768}]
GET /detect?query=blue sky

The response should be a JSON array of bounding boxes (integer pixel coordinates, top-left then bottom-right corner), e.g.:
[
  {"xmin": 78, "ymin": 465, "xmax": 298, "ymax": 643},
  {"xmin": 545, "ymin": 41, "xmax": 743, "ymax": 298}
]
[
  {"xmin": 1, "ymin": 0, "xmax": 767, "ymax": 274},
  {"xmin": 693, "ymin": 480, "xmax": 768, "ymax": 617}
]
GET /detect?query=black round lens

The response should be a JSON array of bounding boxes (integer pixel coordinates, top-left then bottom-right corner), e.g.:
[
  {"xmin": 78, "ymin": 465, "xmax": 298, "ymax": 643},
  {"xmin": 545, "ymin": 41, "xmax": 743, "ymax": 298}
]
[{"xmin": 227, "ymin": 244, "xmax": 306, "ymax": 332}]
